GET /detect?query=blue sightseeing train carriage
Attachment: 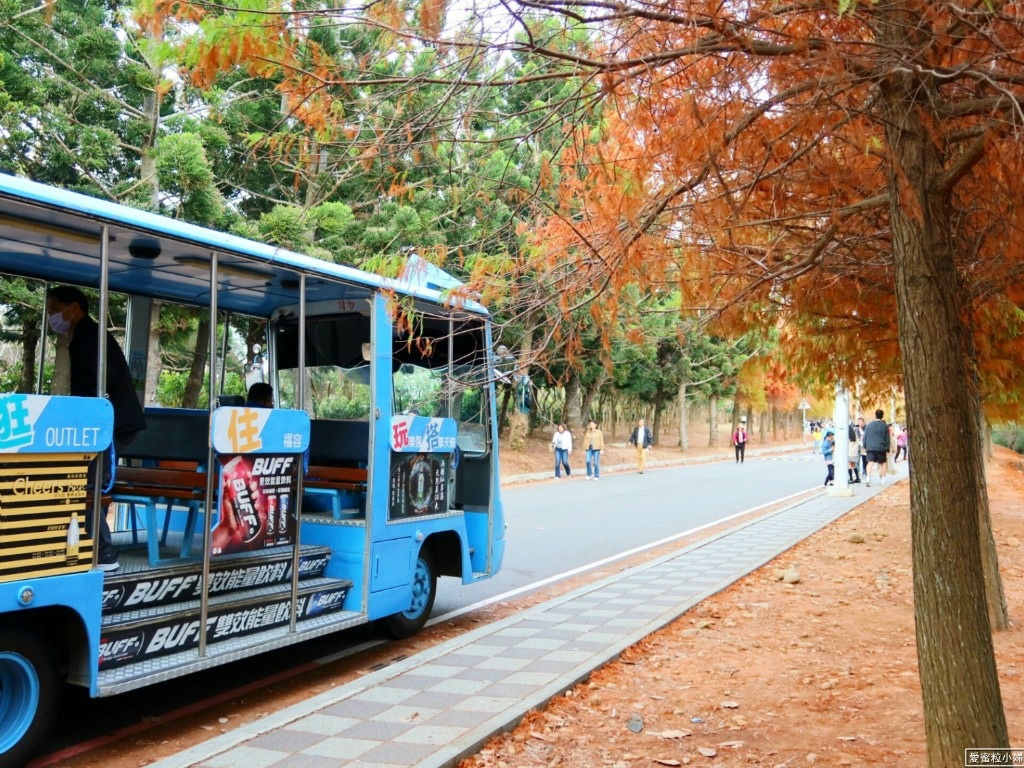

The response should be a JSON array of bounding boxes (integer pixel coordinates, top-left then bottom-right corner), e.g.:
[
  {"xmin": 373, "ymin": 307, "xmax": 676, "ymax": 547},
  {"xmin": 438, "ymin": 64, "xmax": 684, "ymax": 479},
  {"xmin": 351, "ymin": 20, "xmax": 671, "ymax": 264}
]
[{"xmin": 0, "ymin": 173, "xmax": 506, "ymax": 767}]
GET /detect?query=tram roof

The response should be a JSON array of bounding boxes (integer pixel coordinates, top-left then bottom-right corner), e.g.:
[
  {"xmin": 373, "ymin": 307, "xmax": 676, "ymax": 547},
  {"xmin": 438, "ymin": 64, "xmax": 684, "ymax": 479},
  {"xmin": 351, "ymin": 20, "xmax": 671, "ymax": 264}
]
[{"xmin": 0, "ymin": 173, "xmax": 487, "ymax": 319}]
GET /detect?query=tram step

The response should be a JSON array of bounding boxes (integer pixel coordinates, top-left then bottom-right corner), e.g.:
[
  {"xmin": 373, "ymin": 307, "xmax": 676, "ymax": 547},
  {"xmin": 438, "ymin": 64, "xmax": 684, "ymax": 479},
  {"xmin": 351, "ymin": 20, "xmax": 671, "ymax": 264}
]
[
  {"xmin": 98, "ymin": 576, "xmax": 353, "ymax": 671},
  {"xmin": 100, "ymin": 544, "xmax": 333, "ymax": 615},
  {"xmin": 95, "ymin": 608, "xmax": 368, "ymax": 696}
]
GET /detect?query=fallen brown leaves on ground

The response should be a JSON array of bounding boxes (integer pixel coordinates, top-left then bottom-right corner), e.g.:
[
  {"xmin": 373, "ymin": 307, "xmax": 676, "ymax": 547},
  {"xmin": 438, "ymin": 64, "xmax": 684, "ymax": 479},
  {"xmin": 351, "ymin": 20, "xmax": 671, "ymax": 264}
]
[{"xmin": 459, "ymin": 446, "xmax": 1024, "ymax": 768}]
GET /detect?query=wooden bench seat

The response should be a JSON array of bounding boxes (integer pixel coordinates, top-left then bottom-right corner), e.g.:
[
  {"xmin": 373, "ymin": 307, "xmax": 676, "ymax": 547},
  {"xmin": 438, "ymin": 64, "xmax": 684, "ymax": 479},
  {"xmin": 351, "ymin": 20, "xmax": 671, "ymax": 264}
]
[
  {"xmin": 111, "ymin": 466, "xmax": 208, "ymax": 565},
  {"xmin": 303, "ymin": 465, "xmax": 367, "ymax": 518},
  {"xmin": 304, "ymin": 465, "xmax": 367, "ymax": 490},
  {"xmin": 114, "ymin": 466, "xmax": 208, "ymax": 498}
]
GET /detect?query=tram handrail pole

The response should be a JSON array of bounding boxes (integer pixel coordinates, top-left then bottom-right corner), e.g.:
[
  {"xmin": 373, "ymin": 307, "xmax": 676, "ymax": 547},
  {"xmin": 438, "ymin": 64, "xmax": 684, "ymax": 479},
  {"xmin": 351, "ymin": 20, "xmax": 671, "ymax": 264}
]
[
  {"xmin": 198, "ymin": 252, "xmax": 219, "ymax": 656},
  {"xmin": 289, "ymin": 273, "xmax": 306, "ymax": 632},
  {"xmin": 36, "ymin": 283, "xmax": 50, "ymax": 395},
  {"xmin": 447, "ymin": 316, "xmax": 454, "ymax": 419},
  {"xmin": 92, "ymin": 227, "xmax": 111, "ymax": 569}
]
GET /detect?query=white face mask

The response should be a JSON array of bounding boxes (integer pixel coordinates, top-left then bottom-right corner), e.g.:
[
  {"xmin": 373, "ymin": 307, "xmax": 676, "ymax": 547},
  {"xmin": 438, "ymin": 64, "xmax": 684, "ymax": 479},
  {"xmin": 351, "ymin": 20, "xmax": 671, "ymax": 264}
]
[{"xmin": 47, "ymin": 310, "xmax": 71, "ymax": 334}]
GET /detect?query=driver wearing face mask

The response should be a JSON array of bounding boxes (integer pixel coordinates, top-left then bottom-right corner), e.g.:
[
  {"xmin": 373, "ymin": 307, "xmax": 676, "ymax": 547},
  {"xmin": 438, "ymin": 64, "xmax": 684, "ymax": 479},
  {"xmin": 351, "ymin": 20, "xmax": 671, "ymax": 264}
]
[{"xmin": 45, "ymin": 285, "xmax": 147, "ymax": 571}]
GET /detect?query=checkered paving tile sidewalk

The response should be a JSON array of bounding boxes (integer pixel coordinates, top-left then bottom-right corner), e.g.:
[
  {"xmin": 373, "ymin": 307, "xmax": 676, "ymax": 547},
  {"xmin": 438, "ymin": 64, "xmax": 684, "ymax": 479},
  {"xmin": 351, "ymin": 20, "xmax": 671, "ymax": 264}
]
[{"xmin": 150, "ymin": 481, "xmax": 894, "ymax": 768}]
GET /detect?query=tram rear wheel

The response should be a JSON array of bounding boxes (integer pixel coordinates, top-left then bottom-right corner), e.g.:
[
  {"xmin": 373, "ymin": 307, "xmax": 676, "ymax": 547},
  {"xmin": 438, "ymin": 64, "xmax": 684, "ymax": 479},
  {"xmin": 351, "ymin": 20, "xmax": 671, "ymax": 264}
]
[
  {"xmin": 0, "ymin": 627, "xmax": 61, "ymax": 768},
  {"xmin": 383, "ymin": 553, "xmax": 437, "ymax": 639}
]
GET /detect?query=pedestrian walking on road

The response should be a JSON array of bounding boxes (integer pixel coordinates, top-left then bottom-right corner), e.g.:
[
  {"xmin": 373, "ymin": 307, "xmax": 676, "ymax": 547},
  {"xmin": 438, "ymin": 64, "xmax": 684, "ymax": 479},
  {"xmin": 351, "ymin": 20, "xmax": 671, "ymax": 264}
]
[
  {"xmin": 855, "ymin": 417, "xmax": 868, "ymax": 477},
  {"xmin": 822, "ymin": 428, "xmax": 836, "ymax": 486},
  {"xmin": 732, "ymin": 418, "xmax": 749, "ymax": 464},
  {"xmin": 894, "ymin": 426, "xmax": 908, "ymax": 463},
  {"xmin": 862, "ymin": 409, "xmax": 891, "ymax": 486},
  {"xmin": 847, "ymin": 422, "xmax": 861, "ymax": 483},
  {"xmin": 551, "ymin": 423, "xmax": 573, "ymax": 478},
  {"xmin": 628, "ymin": 418, "xmax": 653, "ymax": 474},
  {"xmin": 583, "ymin": 419, "xmax": 604, "ymax": 480}
]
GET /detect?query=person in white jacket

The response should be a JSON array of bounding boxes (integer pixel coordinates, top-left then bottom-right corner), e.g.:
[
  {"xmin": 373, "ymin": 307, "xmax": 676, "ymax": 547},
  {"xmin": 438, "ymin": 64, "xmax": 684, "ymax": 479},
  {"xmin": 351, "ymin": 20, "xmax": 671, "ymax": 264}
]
[{"xmin": 551, "ymin": 423, "xmax": 573, "ymax": 478}]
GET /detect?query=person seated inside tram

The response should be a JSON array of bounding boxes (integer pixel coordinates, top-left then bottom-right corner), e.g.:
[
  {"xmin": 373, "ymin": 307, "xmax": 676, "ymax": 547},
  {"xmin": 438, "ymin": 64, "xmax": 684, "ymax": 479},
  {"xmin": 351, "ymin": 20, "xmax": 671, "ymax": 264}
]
[{"xmin": 246, "ymin": 382, "xmax": 274, "ymax": 408}]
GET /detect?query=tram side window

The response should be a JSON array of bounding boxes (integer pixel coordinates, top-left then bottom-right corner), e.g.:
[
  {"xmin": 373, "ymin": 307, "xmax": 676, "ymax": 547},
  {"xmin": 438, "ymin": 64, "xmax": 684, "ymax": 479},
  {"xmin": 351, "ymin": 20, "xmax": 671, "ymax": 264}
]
[
  {"xmin": 277, "ymin": 365, "xmax": 372, "ymax": 421},
  {"xmin": 273, "ymin": 313, "xmax": 372, "ymax": 420},
  {"xmin": 455, "ymin": 379, "xmax": 489, "ymax": 455},
  {"xmin": 392, "ymin": 312, "xmax": 491, "ymax": 456},
  {"xmin": 1, "ymin": 282, "xmax": 136, "ymax": 398}
]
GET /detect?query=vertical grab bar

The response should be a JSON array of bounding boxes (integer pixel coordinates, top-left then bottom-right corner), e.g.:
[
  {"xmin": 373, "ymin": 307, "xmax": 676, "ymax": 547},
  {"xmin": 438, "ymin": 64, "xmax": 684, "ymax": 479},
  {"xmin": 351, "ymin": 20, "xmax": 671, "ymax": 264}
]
[
  {"xmin": 198, "ymin": 252, "xmax": 219, "ymax": 656},
  {"xmin": 289, "ymin": 273, "xmax": 307, "ymax": 632},
  {"xmin": 92, "ymin": 227, "xmax": 110, "ymax": 569}
]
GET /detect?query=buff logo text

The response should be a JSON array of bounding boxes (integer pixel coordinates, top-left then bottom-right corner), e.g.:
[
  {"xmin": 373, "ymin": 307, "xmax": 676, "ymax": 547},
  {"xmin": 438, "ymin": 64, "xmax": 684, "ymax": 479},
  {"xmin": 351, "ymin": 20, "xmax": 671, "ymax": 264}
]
[
  {"xmin": 252, "ymin": 456, "xmax": 294, "ymax": 475},
  {"xmin": 230, "ymin": 478, "xmax": 260, "ymax": 541}
]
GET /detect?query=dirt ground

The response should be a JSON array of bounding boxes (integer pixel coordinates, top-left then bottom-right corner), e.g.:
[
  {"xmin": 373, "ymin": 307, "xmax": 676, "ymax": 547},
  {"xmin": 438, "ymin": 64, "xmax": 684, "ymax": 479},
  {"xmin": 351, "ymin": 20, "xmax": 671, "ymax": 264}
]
[{"xmin": 457, "ymin": 440, "xmax": 1024, "ymax": 768}]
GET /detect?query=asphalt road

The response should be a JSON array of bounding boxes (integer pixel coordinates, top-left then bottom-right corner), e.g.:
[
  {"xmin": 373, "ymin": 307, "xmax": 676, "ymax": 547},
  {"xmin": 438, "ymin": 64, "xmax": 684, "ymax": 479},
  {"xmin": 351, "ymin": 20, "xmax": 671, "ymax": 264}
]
[{"xmin": 434, "ymin": 448, "xmax": 823, "ymax": 615}]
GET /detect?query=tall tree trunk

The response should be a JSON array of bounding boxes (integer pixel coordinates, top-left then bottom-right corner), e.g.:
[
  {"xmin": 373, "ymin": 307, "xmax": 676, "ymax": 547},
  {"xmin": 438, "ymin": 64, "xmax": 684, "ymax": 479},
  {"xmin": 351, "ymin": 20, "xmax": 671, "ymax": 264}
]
[
  {"xmin": 977, "ymin": 449, "xmax": 1008, "ymax": 631},
  {"xmin": 652, "ymin": 395, "xmax": 664, "ymax": 446},
  {"xmin": 880, "ymin": 21, "xmax": 1008, "ymax": 761},
  {"xmin": 182, "ymin": 317, "xmax": 211, "ymax": 408},
  {"xmin": 144, "ymin": 301, "xmax": 162, "ymax": 406},
  {"xmin": 140, "ymin": 57, "xmax": 162, "ymax": 209},
  {"xmin": 678, "ymin": 379, "xmax": 690, "ymax": 452},
  {"xmin": 973, "ymin": 389, "xmax": 1008, "ymax": 630},
  {"xmin": 707, "ymin": 394, "xmax": 718, "ymax": 447},
  {"xmin": 498, "ymin": 383, "xmax": 513, "ymax": 437},
  {"xmin": 20, "ymin": 315, "xmax": 39, "ymax": 393},
  {"xmin": 305, "ymin": 139, "xmax": 322, "ymax": 207},
  {"xmin": 509, "ymin": 326, "xmax": 537, "ymax": 449},
  {"xmin": 564, "ymin": 372, "xmax": 582, "ymax": 431},
  {"xmin": 580, "ymin": 367, "xmax": 607, "ymax": 424}
]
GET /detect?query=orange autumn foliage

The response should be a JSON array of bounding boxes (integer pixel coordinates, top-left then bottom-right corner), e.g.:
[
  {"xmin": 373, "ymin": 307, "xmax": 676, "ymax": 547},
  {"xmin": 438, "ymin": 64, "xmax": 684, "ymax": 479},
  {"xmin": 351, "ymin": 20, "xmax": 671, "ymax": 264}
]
[{"xmin": 529, "ymin": 2, "xmax": 1024, "ymax": 421}]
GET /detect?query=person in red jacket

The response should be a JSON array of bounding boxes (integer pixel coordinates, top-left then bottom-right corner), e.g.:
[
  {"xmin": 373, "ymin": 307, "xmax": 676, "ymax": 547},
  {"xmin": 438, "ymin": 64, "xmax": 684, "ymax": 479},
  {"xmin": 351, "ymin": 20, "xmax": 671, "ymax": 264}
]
[{"xmin": 732, "ymin": 418, "xmax": 749, "ymax": 464}]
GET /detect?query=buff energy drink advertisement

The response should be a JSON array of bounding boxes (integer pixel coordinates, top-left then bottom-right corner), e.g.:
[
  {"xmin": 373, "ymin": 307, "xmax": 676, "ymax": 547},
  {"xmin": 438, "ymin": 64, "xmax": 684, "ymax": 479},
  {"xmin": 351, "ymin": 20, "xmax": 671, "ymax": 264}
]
[
  {"xmin": 97, "ymin": 582, "xmax": 351, "ymax": 670},
  {"xmin": 211, "ymin": 453, "xmax": 299, "ymax": 556}
]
